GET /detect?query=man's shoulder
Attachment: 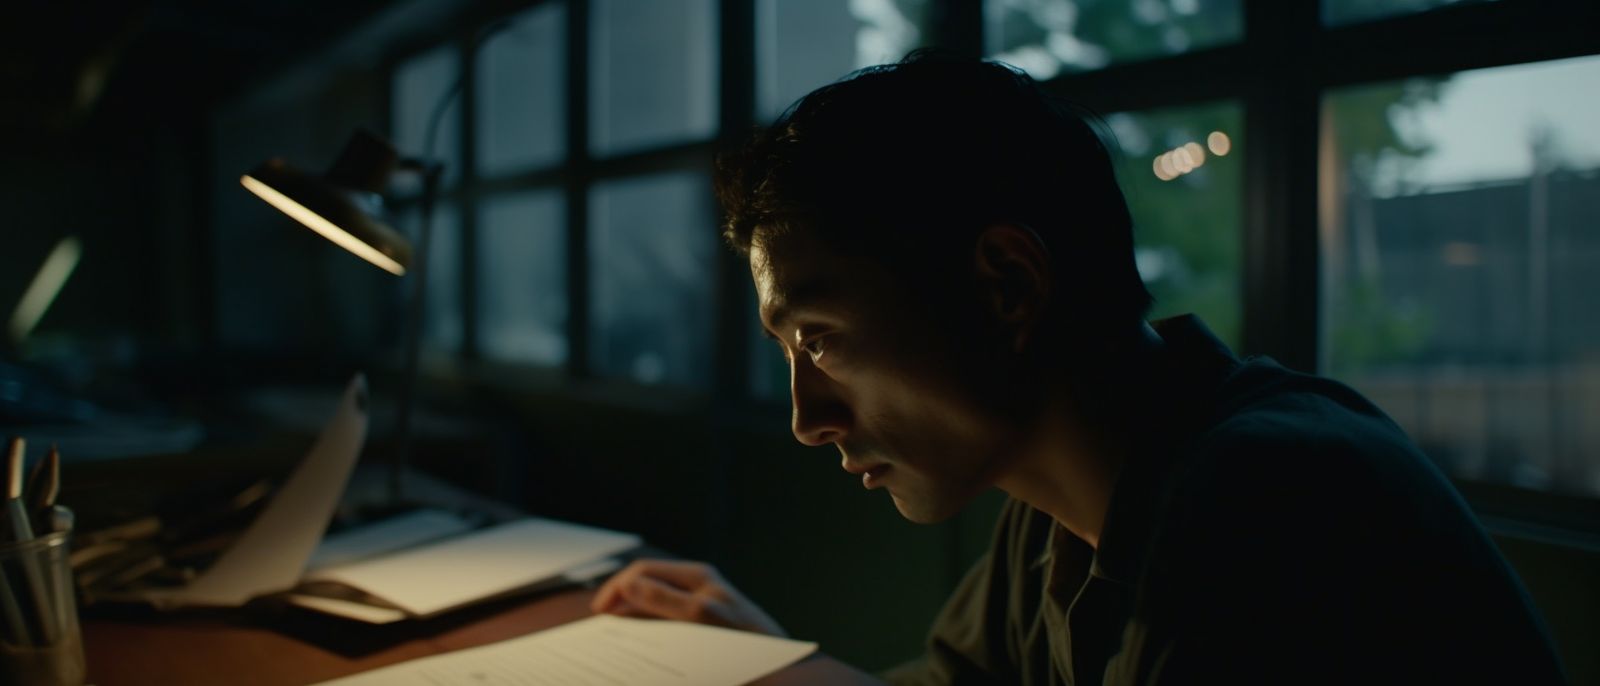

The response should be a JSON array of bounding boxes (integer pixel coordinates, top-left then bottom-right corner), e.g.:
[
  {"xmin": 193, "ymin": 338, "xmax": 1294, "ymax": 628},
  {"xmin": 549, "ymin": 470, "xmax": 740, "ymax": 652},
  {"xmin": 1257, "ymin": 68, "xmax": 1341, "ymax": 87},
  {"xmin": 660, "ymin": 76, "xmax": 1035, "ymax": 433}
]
[
  {"xmin": 1168, "ymin": 359, "xmax": 1457, "ymax": 515},
  {"xmin": 1193, "ymin": 360, "xmax": 1420, "ymax": 470}
]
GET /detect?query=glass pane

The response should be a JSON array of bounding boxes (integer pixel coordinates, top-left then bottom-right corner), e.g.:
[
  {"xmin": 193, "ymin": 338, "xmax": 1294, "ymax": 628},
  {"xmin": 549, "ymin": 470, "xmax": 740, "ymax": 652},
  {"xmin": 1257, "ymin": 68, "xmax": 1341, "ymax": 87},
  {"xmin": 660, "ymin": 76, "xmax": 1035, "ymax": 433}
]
[
  {"xmin": 1321, "ymin": 55, "xmax": 1600, "ymax": 497},
  {"xmin": 397, "ymin": 202, "xmax": 464, "ymax": 353},
  {"xmin": 756, "ymin": 0, "xmax": 932, "ymax": 120},
  {"xmin": 590, "ymin": 0, "xmax": 717, "ymax": 156},
  {"xmin": 392, "ymin": 44, "xmax": 463, "ymax": 188},
  {"xmin": 1109, "ymin": 101, "xmax": 1243, "ymax": 348},
  {"xmin": 1323, "ymin": 0, "xmax": 1493, "ymax": 27},
  {"xmin": 749, "ymin": 294, "xmax": 789, "ymax": 401},
  {"xmin": 479, "ymin": 190, "xmax": 568, "ymax": 365},
  {"xmin": 590, "ymin": 171, "xmax": 716, "ymax": 388},
  {"xmin": 477, "ymin": 3, "xmax": 566, "ymax": 177},
  {"xmin": 985, "ymin": 0, "xmax": 1242, "ymax": 80}
]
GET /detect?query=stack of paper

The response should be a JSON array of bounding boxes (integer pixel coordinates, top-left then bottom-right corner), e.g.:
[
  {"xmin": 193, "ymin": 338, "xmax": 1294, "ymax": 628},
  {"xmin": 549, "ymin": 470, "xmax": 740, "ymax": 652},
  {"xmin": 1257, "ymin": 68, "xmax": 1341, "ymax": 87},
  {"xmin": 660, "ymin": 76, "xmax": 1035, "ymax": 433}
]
[
  {"xmin": 288, "ymin": 516, "xmax": 640, "ymax": 623},
  {"xmin": 312, "ymin": 615, "xmax": 818, "ymax": 686}
]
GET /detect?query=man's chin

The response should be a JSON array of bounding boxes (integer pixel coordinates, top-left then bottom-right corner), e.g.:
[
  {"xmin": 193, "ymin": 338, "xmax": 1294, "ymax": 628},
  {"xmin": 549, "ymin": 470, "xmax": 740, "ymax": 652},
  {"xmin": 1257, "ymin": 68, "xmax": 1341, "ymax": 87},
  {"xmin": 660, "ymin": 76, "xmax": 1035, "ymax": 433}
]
[{"xmin": 889, "ymin": 491, "xmax": 962, "ymax": 524}]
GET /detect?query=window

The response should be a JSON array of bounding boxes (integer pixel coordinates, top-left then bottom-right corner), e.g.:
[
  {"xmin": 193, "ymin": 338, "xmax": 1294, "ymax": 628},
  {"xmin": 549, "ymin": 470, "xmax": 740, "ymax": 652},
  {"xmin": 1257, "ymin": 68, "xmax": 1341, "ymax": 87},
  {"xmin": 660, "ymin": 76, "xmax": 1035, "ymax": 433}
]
[
  {"xmin": 479, "ymin": 191, "xmax": 568, "ymax": 365},
  {"xmin": 394, "ymin": 0, "xmax": 722, "ymax": 389},
  {"xmin": 756, "ymin": 0, "xmax": 932, "ymax": 120},
  {"xmin": 986, "ymin": 0, "xmax": 1243, "ymax": 80},
  {"xmin": 392, "ymin": 44, "xmax": 462, "ymax": 188},
  {"xmin": 984, "ymin": 0, "xmax": 1597, "ymax": 515},
  {"xmin": 1321, "ymin": 55, "xmax": 1600, "ymax": 497},
  {"xmin": 476, "ymin": 3, "xmax": 567, "ymax": 176},
  {"xmin": 1111, "ymin": 101, "xmax": 1244, "ymax": 346},
  {"xmin": 589, "ymin": 171, "xmax": 717, "ymax": 388},
  {"xmin": 750, "ymin": 293, "xmax": 789, "ymax": 402},
  {"xmin": 589, "ymin": 0, "xmax": 717, "ymax": 156},
  {"xmin": 389, "ymin": 0, "xmax": 1600, "ymax": 517},
  {"xmin": 1322, "ymin": 0, "xmax": 1493, "ymax": 27},
  {"xmin": 396, "ymin": 202, "xmax": 463, "ymax": 353}
]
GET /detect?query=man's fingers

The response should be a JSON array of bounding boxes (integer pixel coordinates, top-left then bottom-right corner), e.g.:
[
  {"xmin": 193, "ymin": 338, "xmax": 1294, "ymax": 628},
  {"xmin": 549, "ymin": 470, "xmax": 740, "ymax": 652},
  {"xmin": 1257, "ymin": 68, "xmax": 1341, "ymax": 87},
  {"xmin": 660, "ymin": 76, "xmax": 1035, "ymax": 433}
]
[
  {"xmin": 621, "ymin": 559, "xmax": 716, "ymax": 589},
  {"xmin": 590, "ymin": 560, "xmax": 650, "ymax": 613},
  {"xmin": 591, "ymin": 582, "xmax": 619, "ymax": 614},
  {"xmin": 620, "ymin": 574, "xmax": 699, "ymax": 620},
  {"xmin": 590, "ymin": 559, "xmax": 732, "ymax": 625}
]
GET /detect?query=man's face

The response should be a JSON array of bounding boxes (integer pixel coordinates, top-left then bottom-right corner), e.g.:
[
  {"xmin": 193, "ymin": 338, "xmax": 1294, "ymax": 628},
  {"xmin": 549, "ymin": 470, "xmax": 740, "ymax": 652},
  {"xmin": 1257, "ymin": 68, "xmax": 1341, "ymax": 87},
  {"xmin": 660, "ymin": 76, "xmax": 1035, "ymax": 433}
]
[{"xmin": 751, "ymin": 229, "xmax": 1025, "ymax": 523}]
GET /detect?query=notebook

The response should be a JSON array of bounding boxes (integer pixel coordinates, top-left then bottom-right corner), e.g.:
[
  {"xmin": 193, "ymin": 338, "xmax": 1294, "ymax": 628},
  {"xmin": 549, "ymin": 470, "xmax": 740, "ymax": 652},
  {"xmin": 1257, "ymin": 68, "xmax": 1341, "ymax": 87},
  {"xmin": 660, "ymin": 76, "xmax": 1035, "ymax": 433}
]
[{"xmin": 287, "ymin": 514, "xmax": 640, "ymax": 623}]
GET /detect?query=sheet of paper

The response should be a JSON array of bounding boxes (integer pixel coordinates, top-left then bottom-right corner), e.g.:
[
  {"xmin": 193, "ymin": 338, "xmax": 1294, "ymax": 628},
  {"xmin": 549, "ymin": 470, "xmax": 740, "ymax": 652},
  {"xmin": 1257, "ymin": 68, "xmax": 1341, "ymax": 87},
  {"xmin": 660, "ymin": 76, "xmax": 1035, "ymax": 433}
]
[
  {"xmin": 136, "ymin": 374, "xmax": 370, "ymax": 609},
  {"xmin": 286, "ymin": 594, "xmax": 409, "ymax": 624},
  {"xmin": 305, "ymin": 518, "xmax": 640, "ymax": 618},
  {"xmin": 306, "ymin": 509, "xmax": 475, "ymax": 573},
  {"xmin": 311, "ymin": 615, "xmax": 818, "ymax": 686},
  {"xmin": 287, "ymin": 556, "xmax": 627, "ymax": 624}
]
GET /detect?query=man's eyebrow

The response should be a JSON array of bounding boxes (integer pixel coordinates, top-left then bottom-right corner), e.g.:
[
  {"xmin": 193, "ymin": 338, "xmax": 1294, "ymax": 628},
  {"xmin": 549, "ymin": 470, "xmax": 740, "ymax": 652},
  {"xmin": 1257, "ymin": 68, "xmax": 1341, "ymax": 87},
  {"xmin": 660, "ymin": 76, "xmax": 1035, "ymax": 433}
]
[{"xmin": 761, "ymin": 280, "xmax": 842, "ymax": 338}]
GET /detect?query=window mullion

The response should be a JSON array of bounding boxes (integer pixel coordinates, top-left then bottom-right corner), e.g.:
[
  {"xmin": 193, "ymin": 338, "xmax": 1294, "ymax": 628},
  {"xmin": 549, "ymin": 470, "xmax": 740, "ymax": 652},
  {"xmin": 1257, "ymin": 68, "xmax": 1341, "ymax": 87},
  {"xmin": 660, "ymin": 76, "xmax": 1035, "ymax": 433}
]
[
  {"xmin": 713, "ymin": 0, "xmax": 757, "ymax": 403},
  {"xmin": 566, "ymin": 0, "xmax": 593, "ymax": 380},
  {"xmin": 1240, "ymin": 0, "xmax": 1321, "ymax": 372},
  {"xmin": 460, "ymin": 32, "xmax": 482, "ymax": 361}
]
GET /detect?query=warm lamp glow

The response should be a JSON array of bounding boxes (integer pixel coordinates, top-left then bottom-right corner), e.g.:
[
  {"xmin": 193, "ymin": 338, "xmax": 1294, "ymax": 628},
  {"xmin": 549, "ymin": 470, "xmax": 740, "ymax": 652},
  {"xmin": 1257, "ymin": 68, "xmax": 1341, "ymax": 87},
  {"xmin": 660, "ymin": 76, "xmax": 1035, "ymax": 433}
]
[{"xmin": 242, "ymin": 174, "xmax": 406, "ymax": 276}]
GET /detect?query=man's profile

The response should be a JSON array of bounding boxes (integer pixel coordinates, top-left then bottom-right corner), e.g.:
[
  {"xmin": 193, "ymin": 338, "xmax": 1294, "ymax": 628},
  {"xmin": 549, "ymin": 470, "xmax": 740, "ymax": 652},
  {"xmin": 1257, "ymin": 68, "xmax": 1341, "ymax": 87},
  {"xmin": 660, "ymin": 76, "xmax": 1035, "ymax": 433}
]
[{"xmin": 591, "ymin": 53, "xmax": 1566, "ymax": 685}]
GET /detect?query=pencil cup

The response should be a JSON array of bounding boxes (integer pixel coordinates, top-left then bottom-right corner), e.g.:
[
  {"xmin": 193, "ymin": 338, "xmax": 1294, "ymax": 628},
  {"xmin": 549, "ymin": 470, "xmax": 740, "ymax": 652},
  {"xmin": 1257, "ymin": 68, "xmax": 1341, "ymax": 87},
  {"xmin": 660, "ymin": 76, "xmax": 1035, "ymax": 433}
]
[{"xmin": 0, "ymin": 528, "xmax": 85, "ymax": 686}]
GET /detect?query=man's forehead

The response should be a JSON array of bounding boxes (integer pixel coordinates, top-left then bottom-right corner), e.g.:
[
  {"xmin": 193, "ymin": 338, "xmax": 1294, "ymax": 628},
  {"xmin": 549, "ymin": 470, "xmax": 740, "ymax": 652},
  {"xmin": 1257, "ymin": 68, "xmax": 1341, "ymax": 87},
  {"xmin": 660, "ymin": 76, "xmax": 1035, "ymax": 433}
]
[
  {"xmin": 750, "ymin": 229, "xmax": 854, "ymax": 322},
  {"xmin": 751, "ymin": 229, "xmax": 825, "ymax": 286}
]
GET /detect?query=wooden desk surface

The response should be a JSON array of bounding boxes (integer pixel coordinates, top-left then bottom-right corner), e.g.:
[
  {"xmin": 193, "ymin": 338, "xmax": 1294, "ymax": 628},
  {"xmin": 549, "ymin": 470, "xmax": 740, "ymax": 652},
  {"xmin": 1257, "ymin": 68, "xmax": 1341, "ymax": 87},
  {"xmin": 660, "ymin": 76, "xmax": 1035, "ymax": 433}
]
[{"xmin": 82, "ymin": 587, "xmax": 879, "ymax": 685}]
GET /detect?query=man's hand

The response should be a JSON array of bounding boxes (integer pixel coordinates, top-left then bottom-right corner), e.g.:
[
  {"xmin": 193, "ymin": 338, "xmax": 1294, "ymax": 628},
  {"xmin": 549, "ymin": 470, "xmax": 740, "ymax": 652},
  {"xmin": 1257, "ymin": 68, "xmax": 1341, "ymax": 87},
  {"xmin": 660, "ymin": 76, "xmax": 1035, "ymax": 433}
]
[{"xmin": 589, "ymin": 559, "xmax": 787, "ymax": 638}]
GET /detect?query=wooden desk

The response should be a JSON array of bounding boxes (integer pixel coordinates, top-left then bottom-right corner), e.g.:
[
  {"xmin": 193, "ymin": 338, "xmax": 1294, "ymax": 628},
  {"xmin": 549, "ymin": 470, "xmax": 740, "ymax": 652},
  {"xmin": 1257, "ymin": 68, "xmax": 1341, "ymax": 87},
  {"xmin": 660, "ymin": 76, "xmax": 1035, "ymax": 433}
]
[
  {"xmin": 71, "ymin": 448, "xmax": 877, "ymax": 684},
  {"xmin": 82, "ymin": 587, "xmax": 879, "ymax": 685}
]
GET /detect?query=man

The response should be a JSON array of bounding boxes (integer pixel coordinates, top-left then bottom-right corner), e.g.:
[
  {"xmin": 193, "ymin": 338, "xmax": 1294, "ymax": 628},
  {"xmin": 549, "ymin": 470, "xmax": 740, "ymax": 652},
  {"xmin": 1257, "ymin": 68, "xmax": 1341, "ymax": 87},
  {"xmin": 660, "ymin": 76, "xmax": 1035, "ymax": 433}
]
[{"xmin": 591, "ymin": 53, "xmax": 1566, "ymax": 684}]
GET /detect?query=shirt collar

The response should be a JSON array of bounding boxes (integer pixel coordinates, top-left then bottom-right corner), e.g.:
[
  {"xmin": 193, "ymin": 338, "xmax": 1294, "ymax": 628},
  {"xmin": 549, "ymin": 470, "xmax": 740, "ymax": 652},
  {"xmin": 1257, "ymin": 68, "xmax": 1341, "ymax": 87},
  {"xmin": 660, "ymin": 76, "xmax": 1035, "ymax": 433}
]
[{"xmin": 1090, "ymin": 314, "xmax": 1241, "ymax": 584}]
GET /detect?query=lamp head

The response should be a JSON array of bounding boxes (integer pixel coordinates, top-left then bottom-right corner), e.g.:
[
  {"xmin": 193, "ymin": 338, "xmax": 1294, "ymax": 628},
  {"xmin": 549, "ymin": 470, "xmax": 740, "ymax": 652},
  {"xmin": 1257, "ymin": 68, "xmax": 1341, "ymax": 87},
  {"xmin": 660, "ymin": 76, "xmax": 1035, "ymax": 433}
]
[{"xmin": 241, "ymin": 130, "xmax": 413, "ymax": 276}]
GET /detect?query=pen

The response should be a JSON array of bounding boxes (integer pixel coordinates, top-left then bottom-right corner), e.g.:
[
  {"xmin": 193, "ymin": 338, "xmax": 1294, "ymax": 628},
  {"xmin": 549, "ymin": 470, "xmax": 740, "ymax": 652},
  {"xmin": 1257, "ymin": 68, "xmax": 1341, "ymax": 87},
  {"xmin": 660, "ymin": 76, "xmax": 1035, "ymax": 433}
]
[
  {"xmin": 4, "ymin": 437, "xmax": 56, "ymax": 645},
  {"xmin": 28, "ymin": 446, "xmax": 73, "ymax": 649},
  {"xmin": 25, "ymin": 446, "xmax": 60, "ymax": 536},
  {"xmin": 1, "ymin": 438, "xmax": 33, "ymax": 645},
  {"xmin": 4, "ymin": 436, "xmax": 37, "ymax": 545}
]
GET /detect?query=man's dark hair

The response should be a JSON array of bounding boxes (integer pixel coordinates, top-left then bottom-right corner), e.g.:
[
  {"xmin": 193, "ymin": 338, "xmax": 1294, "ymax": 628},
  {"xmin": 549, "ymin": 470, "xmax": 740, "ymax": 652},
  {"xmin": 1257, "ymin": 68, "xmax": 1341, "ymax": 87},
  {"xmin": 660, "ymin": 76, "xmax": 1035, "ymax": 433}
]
[{"xmin": 715, "ymin": 51, "xmax": 1153, "ymax": 330}]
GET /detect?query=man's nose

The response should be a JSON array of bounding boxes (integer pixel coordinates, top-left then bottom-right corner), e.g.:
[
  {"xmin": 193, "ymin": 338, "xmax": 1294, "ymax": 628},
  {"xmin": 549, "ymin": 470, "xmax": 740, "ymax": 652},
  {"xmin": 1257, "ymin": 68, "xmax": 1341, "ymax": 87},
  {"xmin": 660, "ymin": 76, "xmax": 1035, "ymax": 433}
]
[{"xmin": 790, "ymin": 357, "xmax": 851, "ymax": 446}]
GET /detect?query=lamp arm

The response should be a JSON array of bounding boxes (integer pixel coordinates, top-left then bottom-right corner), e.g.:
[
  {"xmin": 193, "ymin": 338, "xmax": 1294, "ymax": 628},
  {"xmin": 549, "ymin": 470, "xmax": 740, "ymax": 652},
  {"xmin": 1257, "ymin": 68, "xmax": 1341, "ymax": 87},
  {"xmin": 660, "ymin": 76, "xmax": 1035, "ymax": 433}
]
[
  {"xmin": 420, "ymin": 17, "xmax": 512, "ymax": 167},
  {"xmin": 387, "ymin": 17, "xmax": 509, "ymax": 506}
]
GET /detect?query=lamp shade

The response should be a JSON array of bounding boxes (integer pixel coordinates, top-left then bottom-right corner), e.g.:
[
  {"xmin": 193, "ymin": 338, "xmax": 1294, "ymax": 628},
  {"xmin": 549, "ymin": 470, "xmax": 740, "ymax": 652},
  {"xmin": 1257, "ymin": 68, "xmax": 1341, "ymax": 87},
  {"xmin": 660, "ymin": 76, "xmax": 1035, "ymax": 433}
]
[{"xmin": 240, "ymin": 131, "xmax": 413, "ymax": 276}]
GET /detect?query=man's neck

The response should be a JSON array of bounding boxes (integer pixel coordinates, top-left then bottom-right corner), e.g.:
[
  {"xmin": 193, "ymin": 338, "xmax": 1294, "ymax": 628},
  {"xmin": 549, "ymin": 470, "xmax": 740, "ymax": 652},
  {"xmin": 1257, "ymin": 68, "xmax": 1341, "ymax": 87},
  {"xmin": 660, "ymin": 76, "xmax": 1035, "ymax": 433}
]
[{"xmin": 994, "ymin": 323, "xmax": 1167, "ymax": 548}]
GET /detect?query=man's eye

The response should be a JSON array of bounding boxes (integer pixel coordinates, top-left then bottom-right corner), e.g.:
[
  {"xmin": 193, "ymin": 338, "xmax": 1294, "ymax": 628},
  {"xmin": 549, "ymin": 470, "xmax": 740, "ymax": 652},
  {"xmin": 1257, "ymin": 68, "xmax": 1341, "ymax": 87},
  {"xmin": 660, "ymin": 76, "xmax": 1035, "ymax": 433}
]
[{"xmin": 800, "ymin": 337, "xmax": 827, "ymax": 363}]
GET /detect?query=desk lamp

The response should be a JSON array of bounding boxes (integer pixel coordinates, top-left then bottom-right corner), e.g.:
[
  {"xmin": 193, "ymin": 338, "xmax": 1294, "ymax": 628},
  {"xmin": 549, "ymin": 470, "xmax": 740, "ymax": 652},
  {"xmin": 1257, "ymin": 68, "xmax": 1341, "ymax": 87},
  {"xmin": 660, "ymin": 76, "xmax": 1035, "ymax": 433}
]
[{"xmin": 241, "ymin": 130, "xmax": 442, "ymax": 506}]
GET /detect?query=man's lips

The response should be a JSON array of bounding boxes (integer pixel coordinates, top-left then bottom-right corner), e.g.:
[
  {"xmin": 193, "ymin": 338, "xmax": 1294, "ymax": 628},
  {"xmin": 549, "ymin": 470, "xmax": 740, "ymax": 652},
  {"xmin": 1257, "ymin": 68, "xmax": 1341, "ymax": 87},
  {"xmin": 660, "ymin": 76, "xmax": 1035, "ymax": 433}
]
[
  {"xmin": 842, "ymin": 458, "xmax": 891, "ymax": 490},
  {"xmin": 861, "ymin": 464, "xmax": 891, "ymax": 489}
]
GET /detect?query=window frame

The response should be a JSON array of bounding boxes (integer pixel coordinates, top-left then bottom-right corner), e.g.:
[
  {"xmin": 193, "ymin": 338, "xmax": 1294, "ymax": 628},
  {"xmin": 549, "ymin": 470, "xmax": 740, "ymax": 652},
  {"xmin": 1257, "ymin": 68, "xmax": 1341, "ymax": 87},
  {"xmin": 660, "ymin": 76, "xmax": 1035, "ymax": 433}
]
[
  {"xmin": 387, "ymin": 0, "xmax": 1600, "ymax": 529},
  {"xmin": 1031, "ymin": 0, "xmax": 1600, "ymax": 528}
]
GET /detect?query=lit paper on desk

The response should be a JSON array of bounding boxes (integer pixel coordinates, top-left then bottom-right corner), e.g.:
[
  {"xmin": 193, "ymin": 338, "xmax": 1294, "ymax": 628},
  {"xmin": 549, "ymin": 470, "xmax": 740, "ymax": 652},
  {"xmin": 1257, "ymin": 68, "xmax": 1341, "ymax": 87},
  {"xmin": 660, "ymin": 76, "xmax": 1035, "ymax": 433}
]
[
  {"xmin": 305, "ymin": 509, "xmax": 476, "ymax": 573},
  {"xmin": 300, "ymin": 518, "xmax": 640, "ymax": 619},
  {"xmin": 127, "ymin": 374, "xmax": 369, "ymax": 609},
  {"xmin": 311, "ymin": 615, "xmax": 818, "ymax": 686}
]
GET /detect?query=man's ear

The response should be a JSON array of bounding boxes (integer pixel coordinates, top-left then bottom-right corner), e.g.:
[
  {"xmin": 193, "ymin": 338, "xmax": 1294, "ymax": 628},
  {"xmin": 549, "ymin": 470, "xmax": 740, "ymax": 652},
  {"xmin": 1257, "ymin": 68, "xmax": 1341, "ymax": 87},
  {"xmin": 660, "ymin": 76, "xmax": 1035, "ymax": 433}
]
[{"xmin": 973, "ymin": 224, "xmax": 1051, "ymax": 352}]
